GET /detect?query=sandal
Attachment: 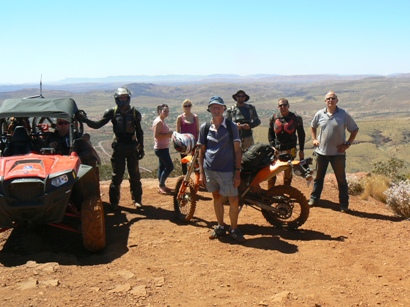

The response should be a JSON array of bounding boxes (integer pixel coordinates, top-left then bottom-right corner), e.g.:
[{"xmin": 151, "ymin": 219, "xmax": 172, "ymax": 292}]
[
  {"xmin": 158, "ymin": 187, "xmax": 168, "ymax": 195},
  {"xmin": 162, "ymin": 186, "xmax": 173, "ymax": 193}
]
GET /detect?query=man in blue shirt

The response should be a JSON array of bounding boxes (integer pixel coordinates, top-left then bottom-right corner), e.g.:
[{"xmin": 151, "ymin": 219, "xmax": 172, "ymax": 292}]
[
  {"xmin": 309, "ymin": 91, "xmax": 359, "ymax": 213},
  {"xmin": 198, "ymin": 96, "xmax": 245, "ymax": 242}
]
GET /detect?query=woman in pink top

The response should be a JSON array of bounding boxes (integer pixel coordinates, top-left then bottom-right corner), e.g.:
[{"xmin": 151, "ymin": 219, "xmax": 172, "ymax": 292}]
[
  {"xmin": 176, "ymin": 99, "xmax": 200, "ymax": 174},
  {"xmin": 153, "ymin": 104, "xmax": 174, "ymax": 194}
]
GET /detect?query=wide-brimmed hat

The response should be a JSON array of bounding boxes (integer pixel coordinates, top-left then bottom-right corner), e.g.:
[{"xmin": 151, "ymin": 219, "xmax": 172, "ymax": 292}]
[{"xmin": 232, "ymin": 90, "xmax": 250, "ymax": 102}]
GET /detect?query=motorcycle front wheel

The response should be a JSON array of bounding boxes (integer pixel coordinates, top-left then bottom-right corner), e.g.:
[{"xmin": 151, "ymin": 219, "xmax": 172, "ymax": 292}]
[
  {"xmin": 261, "ymin": 185, "xmax": 309, "ymax": 230},
  {"xmin": 173, "ymin": 176, "xmax": 197, "ymax": 222}
]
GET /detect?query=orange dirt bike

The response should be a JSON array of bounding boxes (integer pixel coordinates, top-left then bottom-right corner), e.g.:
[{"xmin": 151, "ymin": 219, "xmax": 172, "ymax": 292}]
[{"xmin": 173, "ymin": 144, "xmax": 314, "ymax": 230}]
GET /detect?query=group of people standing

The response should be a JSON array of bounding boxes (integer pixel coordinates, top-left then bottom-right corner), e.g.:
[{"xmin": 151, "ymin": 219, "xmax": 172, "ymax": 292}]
[{"xmin": 79, "ymin": 87, "xmax": 359, "ymax": 244}]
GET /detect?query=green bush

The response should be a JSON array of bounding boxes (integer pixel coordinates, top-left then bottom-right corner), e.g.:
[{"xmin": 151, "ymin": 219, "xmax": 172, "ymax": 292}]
[
  {"xmin": 372, "ymin": 158, "xmax": 407, "ymax": 183},
  {"xmin": 98, "ymin": 164, "xmax": 112, "ymax": 181}
]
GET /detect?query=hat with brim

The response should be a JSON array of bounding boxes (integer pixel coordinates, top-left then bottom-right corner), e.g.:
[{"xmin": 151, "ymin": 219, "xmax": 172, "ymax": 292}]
[
  {"xmin": 208, "ymin": 96, "xmax": 225, "ymax": 106},
  {"xmin": 232, "ymin": 90, "xmax": 250, "ymax": 102}
]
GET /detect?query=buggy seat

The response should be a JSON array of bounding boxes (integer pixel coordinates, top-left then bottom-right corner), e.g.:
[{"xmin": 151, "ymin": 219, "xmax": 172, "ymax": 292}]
[{"xmin": 2, "ymin": 126, "xmax": 35, "ymax": 156}]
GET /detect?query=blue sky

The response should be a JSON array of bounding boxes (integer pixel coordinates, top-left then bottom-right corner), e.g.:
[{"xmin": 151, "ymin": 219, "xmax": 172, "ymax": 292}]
[{"xmin": 1, "ymin": 0, "xmax": 409, "ymax": 84}]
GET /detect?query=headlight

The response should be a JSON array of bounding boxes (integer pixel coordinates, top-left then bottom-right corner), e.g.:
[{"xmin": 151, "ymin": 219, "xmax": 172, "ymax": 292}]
[{"xmin": 51, "ymin": 174, "xmax": 69, "ymax": 187}]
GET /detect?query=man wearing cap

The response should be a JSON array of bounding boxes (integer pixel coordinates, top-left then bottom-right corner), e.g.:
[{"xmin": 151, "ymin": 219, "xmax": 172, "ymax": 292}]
[
  {"xmin": 79, "ymin": 87, "xmax": 144, "ymax": 211},
  {"xmin": 198, "ymin": 96, "xmax": 245, "ymax": 243},
  {"xmin": 226, "ymin": 90, "xmax": 261, "ymax": 151}
]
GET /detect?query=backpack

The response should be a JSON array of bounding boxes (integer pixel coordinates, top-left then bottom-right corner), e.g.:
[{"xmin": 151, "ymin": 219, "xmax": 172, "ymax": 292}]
[{"xmin": 241, "ymin": 143, "xmax": 275, "ymax": 173}]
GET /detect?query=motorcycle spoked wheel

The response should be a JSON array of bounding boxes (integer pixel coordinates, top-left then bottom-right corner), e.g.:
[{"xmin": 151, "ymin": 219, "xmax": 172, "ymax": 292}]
[
  {"xmin": 261, "ymin": 185, "xmax": 309, "ymax": 230},
  {"xmin": 173, "ymin": 176, "xmax": 197, "ymax": 222}
]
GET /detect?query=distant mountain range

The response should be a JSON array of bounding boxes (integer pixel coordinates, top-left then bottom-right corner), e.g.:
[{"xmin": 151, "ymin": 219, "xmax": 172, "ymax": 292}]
[{"xmin": 2, "ymin": 73, "xmax": 409, "ymax": 93}]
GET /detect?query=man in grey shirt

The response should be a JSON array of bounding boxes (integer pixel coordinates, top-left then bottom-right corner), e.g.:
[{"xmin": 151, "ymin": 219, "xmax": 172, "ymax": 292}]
[{"xmin": 308, "ymin": 91, "xmax": 359, "ymax": 213}]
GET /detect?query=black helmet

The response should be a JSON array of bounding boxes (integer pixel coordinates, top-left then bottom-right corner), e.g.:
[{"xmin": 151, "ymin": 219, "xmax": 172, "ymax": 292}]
[{"xmin": 114, "ymin": 87, "xmax": 131, "ymax": 107}]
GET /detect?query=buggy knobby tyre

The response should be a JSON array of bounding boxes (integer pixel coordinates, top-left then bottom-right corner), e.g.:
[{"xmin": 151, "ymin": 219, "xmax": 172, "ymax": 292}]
[
  {"xmin": 173, "ymin": 176, "xmax": 197, "ymax": 221},
  {"xmin": 261, "ymin": 185, "xmax": 309, "ymax": 230},
  {"xmin": 81, "ymin": 196, "xmax": 106, "ymax": 252}
]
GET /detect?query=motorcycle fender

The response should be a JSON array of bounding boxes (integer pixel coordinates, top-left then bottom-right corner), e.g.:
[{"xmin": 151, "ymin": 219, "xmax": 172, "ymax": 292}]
[
  {"xmin": 249, "ymin": 160, "xmax": 300, "ymax": 187},
  {"xmin": 181, "ymin": 155, "xmax": 193, "ymax": 164}
]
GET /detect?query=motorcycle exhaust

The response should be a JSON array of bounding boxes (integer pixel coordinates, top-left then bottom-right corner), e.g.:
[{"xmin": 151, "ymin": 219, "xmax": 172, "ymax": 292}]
[{"xmin": 242, "ymin": 195, "xmax": 278, "ymax": 212}]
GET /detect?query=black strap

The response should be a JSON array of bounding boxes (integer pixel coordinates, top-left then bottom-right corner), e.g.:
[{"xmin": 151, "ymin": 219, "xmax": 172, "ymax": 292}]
[{"xmin": 204, "ymin": 118, "xmax": 233, "ymax": 145}]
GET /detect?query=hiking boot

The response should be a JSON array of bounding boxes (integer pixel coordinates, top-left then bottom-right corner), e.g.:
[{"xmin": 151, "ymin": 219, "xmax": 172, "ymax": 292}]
[
  {"xmin": 340, "ymin": 205, "xmax": 349, "ymax": 213},
  {"xmin": 308, "ymin": 198, "xmax": 317, "ymax": 207},
  {"xmin": 229, "ymin": 228, "xmax": 246, "ymax": 243},
  {"xmin": 209, "ymin": 225, "xmax": 226, "ymax": 240}
]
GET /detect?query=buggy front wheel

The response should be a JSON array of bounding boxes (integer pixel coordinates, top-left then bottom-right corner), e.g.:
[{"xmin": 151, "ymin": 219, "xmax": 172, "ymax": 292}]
[{"xmin": 81, "ymin": 196, "xmax": 106, "ymax": 252}]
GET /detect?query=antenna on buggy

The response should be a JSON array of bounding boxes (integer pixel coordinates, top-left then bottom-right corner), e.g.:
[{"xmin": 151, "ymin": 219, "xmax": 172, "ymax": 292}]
[
  {"xmin": 39, "ymin": 74, "xmax": 44, "ymax": 98},
  {"xmin": 24, "ymin": 74, "xmax": 44, "ymax": 99}
]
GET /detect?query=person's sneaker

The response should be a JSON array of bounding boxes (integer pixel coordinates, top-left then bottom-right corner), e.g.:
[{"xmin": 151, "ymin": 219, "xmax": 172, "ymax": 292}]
[
  {"xmin": 109, "ymin": 203, "xmax": 119, "ymax": 211},
  {"xmin": 134, "ymin": 202, "xmax": 143, "ymax": 209},
  {"xmin": 209, "ymin": 225, "xmax": 226, "ymax": 240},
  {"xmin": 308, "ymin": 198, "xmax": 317, "ymax": 207},
  {"xmin": 229, "ymin": 228, "xmax": 246, "ymax": 243}
]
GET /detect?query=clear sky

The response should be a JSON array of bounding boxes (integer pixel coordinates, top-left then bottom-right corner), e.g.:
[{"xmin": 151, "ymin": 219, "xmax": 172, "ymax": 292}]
[{"xmin": 1, "ymin": 0, "xmax": 409, "ymax": 84}]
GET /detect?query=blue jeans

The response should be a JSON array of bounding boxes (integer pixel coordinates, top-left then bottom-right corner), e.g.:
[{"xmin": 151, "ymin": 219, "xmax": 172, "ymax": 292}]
[
  {"xmin": 154, "ymin": 148, "xmax": 174, "ymax": 187},
  {"xmin": 310, "ymin": 154, "xmax": 349, "ymax": 207}
]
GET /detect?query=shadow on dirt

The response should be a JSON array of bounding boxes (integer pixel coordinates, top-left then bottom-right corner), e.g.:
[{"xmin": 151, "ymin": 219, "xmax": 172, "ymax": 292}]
[
  {"xmin": 0, "ymin": 202, "xmax": 176, "ymax": 267},
  {"xmin": 237, "ymin": 223, "xmax": 346, "ymax": 252},
  {"xmin": 315, "ymin": 200, "xmax": 404, "ymax": 221}
]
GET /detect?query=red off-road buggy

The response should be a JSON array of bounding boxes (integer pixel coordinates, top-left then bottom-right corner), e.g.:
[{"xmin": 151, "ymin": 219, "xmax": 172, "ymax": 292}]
[{"xmin": 0, "ymin": 97, "xmax": 105, "ymax": 252}]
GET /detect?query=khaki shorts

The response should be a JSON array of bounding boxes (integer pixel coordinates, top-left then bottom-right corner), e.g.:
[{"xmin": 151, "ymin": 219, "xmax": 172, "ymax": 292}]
[{"xmin": 204, "ymin": 169, "xmax": 238, "ymax": 197}]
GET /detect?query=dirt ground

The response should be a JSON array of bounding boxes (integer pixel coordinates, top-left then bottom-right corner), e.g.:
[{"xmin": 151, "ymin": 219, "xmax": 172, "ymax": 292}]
[{"xmin": 0, "ymin": 175, "xmax": 409, "ymax": 307}]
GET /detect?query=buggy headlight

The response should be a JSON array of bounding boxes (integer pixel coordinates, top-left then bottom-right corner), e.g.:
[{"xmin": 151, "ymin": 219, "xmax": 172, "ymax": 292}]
[{"xmin": 51, "ymin": 174, "xmax": 69, "ymax": 187}]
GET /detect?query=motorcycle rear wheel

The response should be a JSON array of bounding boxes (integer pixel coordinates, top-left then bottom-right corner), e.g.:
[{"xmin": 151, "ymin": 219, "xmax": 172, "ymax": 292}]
[
  {"xmin": 261, "ymin": 185, "xmax": 309, "ymax": 230},
  {"xmin": 173, "ymin": 176, "xmax": 197, "ymax": 222}
]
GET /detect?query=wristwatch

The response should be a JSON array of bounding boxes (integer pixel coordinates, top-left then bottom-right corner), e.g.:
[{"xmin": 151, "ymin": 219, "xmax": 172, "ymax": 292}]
[{"xmin": 345, "ymin": 141, "xmax": 351, "ymax": 146}]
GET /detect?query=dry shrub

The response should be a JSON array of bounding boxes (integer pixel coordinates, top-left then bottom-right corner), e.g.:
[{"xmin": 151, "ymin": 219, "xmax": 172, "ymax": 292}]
[
  {"xmin": 347, "ymin": 173, "xmax": 366, "ymax": 196},
  {"xmin": 384, "ymin": 180, "xmax": 410, "ymax": 218},
  {"xmin": 360, "ymin": 174, "xmax": 391, "ymax": 202}
]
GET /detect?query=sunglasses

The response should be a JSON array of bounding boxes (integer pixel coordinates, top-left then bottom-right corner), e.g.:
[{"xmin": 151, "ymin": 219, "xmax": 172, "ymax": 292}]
[
  {"xmin": 57, "ymin": 121, "xmax": 69, "ymax": 125},
  {"xmin": 326, "ymin": 97, "xmax": 337, "ymax": 101},
  {"xmin": 184, "ymin": 104, "xmax": 192, "ymax": 108},
  {"xmin": 236, "ymin": 95, "xmax": 245, "ymax": 98},
  {"xmin": 278, "ymin": 104, "xmax": 289, "ymax": 107}
]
